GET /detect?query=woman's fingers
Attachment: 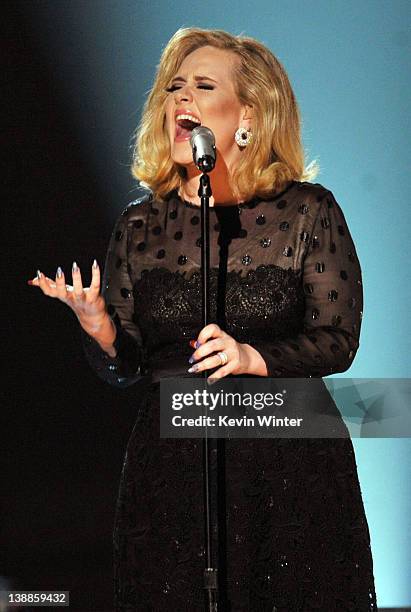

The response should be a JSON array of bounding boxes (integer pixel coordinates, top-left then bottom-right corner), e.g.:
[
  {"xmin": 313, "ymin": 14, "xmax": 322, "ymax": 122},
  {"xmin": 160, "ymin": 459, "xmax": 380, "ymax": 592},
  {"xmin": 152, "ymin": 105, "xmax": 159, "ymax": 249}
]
[
  {"xmin": 28, "ymin": 260, "xmax": 101, "ymax": 305},
  {"xmin": 190, "ymin": 337, "xmax": 225, "ymax": 363},
  {"xmin": 27, "ymin": 270, "xmax": 40, "ymax": 287},
  {"xmin": 55, "ymin": 266, "xmax": 68, "ymax": 300},
  {"xmin": 71, "ymin": 261, "xmax": 85, "ymax": 298},
  {"xmin": 88, "ymin": 259, "xmax": 101, "ymax": 300},
  {"xmin": 37, "ymin": 270, "xmax": 57, "ymax": 296}
]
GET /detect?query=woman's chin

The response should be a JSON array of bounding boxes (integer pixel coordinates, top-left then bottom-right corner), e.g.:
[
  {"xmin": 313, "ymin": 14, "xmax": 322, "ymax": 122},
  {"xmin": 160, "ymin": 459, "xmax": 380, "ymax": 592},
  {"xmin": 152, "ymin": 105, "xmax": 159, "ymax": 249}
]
[{"xmin": 171, "ymin": 153, "xmax": 199, "ymax": 171}]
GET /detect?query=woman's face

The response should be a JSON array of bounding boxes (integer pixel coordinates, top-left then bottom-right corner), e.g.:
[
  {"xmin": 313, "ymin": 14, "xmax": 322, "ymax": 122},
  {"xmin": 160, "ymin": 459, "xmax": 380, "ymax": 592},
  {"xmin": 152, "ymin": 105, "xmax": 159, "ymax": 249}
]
[{"xmin": 164, "ymin": 46, "xmax": 251, "ymax": 172}]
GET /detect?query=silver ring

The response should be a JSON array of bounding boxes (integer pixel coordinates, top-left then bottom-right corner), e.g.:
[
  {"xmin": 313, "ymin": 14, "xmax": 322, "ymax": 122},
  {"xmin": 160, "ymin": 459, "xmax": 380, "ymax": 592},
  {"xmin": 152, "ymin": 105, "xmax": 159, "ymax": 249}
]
[{"xmin": 217, "ymin": 351, "xmax": 228, "ymax": 366}]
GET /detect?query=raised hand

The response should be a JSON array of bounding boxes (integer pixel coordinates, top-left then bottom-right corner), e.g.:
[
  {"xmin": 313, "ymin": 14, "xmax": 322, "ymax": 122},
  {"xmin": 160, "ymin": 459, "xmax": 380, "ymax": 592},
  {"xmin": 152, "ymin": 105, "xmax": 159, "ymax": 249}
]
[{"xmin": 28, "ymin": 260, "xmax": 116, "ymax": 352}]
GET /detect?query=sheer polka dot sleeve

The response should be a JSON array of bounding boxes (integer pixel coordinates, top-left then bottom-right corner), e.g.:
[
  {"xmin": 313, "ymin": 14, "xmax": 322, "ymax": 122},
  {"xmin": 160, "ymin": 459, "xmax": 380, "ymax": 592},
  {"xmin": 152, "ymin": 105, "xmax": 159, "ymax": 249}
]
[
  {"xmin": 81, "ymin": 201, "xmax": 150, "ymax": 388},
  {"xmin": 253, "ymin": 191, "xmax": 364, "ymax": 377}
]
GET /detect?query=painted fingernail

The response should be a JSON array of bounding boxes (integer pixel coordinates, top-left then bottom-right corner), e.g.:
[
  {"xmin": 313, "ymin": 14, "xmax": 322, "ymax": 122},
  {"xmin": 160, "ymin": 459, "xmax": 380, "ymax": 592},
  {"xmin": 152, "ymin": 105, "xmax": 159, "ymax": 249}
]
[
  {"xmin": 37, "ymin": 270, "xmax": 42, "ymax": 279},
  {"xmin": 188, "ymin": 354, "xmax": 196, "ymax": 364},
  {"xmin": 189, "ymin": 340, "xmax": 196, "ymax": 349},
  {"xmin": 92, "ymin": 259, "xmax": 98, "ymax": 269},
  {"xmin": 207, "ymin": 378, "xmax": 217, "ymax": 386},
  {"xmin": 195, "ymin": 340, "xmax": 202, "ymax": 348},
  {"xmin": 188, "ymin": 364, "xmax": 199, "ymax": 373},
  {"xmin": 56, "ymin": 266, "xmax": 63, "ymax": 278},
  {"xmin": 72, "ymin": 261, "xmax": 79, "ymax": 272},
  {"xmin": 27, "ymin": 280, "xmax": 34, "ymax": 285}
]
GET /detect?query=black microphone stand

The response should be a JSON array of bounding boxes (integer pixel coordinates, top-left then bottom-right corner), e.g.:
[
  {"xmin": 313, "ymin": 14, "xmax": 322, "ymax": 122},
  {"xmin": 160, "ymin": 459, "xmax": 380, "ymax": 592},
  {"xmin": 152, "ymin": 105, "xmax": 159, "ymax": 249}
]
[{"xmin": 197, "ymin": 169, "xmax": 220, "ymax": 612}]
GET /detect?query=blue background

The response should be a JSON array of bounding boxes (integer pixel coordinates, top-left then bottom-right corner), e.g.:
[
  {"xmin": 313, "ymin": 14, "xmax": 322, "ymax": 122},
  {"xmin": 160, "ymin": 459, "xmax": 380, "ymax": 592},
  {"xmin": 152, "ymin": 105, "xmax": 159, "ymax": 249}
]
[{"xmin": 21, "ymin": 0, "xmax": 411, "ymax": 606}]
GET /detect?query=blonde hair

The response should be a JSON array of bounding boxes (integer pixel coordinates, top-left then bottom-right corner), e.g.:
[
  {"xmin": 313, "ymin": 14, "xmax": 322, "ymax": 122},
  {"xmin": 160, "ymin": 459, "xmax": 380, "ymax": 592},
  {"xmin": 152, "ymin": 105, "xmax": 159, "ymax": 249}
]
[{"xmin": 132, "ymin": 27, "xmax": 319, "ymax": 201}]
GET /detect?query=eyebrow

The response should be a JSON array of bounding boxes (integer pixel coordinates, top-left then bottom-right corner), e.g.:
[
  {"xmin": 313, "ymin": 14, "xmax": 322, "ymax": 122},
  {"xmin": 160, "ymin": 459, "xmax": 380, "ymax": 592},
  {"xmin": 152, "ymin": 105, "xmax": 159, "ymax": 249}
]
[{"xmin": 170, "ymin": 75, "xmax": 218, "ymax": 84}]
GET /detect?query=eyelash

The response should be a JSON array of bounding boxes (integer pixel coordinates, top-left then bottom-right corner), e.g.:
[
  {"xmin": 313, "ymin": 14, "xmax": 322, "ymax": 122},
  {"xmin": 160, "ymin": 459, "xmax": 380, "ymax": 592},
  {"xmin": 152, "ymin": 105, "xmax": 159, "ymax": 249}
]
[{"xmin": 165, "ymin": 84, "xmax": 214, "ymax": 92}]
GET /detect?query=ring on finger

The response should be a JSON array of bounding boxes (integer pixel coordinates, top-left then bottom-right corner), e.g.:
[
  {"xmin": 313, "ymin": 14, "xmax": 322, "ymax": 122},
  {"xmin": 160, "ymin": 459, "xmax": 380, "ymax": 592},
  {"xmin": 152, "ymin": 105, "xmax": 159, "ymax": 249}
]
[{"xmin": 217, "ymin": 351, "xmax": 228, "ymax": 366}]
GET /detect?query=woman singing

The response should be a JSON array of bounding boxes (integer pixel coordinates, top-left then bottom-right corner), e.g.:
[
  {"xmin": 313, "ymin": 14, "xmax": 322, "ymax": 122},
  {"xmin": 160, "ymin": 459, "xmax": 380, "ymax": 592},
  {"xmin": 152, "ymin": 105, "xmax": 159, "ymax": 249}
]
[{"xmin": 28, "ymin": 27, "xmax": 377, "ymax": 611}]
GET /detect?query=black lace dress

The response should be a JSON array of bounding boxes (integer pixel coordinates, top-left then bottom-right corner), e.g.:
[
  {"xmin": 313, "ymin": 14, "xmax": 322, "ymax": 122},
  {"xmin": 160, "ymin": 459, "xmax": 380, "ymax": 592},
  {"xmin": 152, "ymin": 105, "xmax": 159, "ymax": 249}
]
[{"xmin": 82, "ymin": 180, "xmax": 378, "ymax": 611}]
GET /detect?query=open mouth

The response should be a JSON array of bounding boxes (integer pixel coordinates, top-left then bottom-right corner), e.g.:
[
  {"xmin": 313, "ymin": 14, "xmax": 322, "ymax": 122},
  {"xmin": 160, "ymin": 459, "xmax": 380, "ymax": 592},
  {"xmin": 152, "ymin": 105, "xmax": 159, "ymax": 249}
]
[{"xmin": 175, "ymin": 114, "xmax": 201, "ymax": 141}]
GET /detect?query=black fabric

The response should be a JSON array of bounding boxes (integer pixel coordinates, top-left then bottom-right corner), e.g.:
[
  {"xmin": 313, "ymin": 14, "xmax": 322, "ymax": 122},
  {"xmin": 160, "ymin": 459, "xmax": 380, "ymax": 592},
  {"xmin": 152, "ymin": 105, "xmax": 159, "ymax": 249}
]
[{"xmin": 82, "ymin": 181, "xmax": 377, "ymax": 611}]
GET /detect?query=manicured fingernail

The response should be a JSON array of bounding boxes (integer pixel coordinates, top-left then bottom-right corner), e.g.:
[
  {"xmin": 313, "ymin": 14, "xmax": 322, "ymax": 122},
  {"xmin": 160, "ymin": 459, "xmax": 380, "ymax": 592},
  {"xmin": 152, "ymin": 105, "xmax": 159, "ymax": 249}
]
[
  {"xmin": 189, "ymin": 340, "xmax": 202, "ymax": 349},
  {"xmin": 56, "ymin": 266, "xmax": 63, "ymax": 278},
  {"xmin": 37, "ymin": 270, "xmax": 42, "ymax": 279},
  {"xmin": 207, "ymin": 378, "xmax": 217, "ymax": 386},
  {"xmin": 72, "ymin": 261, "xmax": 79, "ymax": 272},
  {"xmin": 188, "ymin": 354, "xmax": 196, "ymax": 364},
  {"xmin": 188, "ymin": 364, "xmax": 199, "ymax": 373},
  {"xmin": 27, "ymin": 280, "xmax": 34, "ymax": 285},
  {"xmin": 92, "ymin": 259, "xmax": 98, "ymax": 269}
]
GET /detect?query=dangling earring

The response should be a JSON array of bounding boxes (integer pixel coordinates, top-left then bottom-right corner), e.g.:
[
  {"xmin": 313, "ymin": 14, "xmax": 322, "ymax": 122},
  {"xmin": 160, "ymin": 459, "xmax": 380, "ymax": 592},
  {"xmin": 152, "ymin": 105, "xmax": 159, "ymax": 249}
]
[{"xmin": 235, "ymin": 127, "xmax": 253, "ymax": 147}]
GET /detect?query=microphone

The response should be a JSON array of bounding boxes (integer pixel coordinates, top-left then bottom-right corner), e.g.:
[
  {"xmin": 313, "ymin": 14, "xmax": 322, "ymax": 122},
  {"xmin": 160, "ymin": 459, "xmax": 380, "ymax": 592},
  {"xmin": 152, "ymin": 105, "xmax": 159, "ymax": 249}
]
[{"xmin": 190, "ymin": 126, "xmax": 216, "ymax": 173}]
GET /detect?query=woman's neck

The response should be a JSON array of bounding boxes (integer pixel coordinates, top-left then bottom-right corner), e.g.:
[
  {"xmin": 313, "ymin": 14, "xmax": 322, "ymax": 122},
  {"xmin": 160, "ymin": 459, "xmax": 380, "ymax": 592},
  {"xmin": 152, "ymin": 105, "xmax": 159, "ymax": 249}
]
[{"xmin": 180, "ymin": 162, "xmax": 242, "ymax": 207}]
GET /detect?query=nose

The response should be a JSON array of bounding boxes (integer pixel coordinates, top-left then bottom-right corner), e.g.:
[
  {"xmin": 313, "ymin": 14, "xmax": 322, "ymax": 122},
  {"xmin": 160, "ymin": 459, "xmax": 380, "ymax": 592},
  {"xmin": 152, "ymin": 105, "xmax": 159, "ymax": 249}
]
[{"xmin": 174, "ymin": 84, "xmax": 193, "ymax": 103}]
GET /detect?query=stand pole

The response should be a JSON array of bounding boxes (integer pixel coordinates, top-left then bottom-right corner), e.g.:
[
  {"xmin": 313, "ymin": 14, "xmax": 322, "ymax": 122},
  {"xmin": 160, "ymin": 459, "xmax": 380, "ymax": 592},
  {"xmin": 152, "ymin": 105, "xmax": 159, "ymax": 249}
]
[{"xmin": 199, "ymin": 172, "xmax": 219, "ymax": 611}]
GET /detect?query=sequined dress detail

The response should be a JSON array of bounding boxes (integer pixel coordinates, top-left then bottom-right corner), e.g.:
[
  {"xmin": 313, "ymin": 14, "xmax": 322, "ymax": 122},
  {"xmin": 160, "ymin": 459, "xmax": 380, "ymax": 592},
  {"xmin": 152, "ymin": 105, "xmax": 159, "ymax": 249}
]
[{"xmin": 82, "ymin": 181, "xmax": 378, "ymax": 611}]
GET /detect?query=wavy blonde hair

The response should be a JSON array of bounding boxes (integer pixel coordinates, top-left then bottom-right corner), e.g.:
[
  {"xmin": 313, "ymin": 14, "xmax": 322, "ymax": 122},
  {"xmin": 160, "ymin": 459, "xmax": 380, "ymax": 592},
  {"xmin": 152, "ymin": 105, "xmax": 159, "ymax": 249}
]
[{"xmin": 132, "ymin": 27, "xmax": 319, "ymax": 201}]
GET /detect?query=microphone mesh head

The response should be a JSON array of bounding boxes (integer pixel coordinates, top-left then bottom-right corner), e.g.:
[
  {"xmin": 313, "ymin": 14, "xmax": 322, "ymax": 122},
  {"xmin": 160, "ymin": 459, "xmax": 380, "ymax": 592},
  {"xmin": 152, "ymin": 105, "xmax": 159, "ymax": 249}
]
[
  {"xmin": 190, "ymin": 126, "xmax": 215, "ymax": 148},
  {"xmin": 190, "ymin": 126, "xmax": 216, "ymax": 172}
]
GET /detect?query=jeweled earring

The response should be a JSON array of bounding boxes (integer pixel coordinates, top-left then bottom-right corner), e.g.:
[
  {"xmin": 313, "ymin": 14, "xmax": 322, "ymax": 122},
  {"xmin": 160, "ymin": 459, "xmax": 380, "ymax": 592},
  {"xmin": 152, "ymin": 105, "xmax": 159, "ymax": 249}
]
[{"xmin": 235, "ymin": 127, "xmax": 253, "ymax": 147}]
